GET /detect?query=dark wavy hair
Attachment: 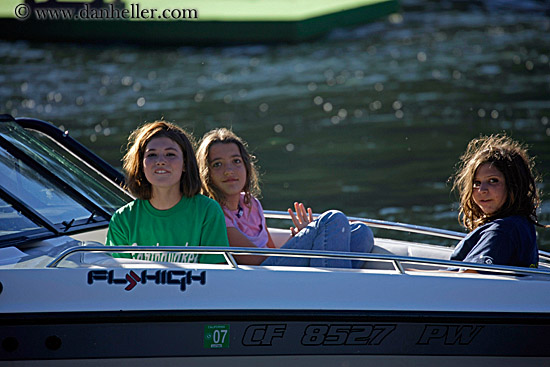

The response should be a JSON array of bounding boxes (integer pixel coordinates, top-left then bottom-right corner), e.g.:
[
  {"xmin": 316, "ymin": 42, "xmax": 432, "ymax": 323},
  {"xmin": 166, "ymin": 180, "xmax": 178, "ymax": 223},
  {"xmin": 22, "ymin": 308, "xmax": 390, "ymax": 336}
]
[
  {"xmin": 122, "ymin": 121, "xmax": 200, "ymax": 200},
  {"xmin": 197, "ymin": 128, "xmax": 260, "ymax": 207},
  {"xmin": 452, "ymin": 134, "xmax": 543, "ymax": 231}
]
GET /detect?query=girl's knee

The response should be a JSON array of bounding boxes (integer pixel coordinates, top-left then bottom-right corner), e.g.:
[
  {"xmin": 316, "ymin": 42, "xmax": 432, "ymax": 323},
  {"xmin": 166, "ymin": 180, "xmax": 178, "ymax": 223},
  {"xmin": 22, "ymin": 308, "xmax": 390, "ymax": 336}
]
[
  {"xmin": 352, "ymin": 222, "xmax": 373, "ymax": 237},
  {"xmin": 316, "ymin": 210, "xmax": 347, "ymax": 227},
  {"xmin": 351, "ymin": 222, "xmax": 374, "ymax": 252}
]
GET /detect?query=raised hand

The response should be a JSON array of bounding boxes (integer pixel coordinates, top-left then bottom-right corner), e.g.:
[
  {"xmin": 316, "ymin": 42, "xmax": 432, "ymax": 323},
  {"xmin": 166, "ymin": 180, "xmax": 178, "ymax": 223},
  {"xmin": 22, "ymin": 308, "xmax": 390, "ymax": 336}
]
[{"xmin": 288, "ymin": 202, "xmax": 314, "ymax": 236}]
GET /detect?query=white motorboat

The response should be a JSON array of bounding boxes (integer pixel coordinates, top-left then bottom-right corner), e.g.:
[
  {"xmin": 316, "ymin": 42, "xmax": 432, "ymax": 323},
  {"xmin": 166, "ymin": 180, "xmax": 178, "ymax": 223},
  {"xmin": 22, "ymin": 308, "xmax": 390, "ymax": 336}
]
[{"xmin": 1, "ymin": 114, "xmax": 550, "ymax": 366}]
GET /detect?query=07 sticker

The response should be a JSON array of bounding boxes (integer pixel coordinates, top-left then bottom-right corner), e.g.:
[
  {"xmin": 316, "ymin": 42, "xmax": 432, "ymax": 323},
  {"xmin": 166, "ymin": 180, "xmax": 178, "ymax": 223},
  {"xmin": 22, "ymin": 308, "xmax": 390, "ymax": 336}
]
[{"xmin": 204, "ymin": 324, "xmax": 230, "ymax": 349}]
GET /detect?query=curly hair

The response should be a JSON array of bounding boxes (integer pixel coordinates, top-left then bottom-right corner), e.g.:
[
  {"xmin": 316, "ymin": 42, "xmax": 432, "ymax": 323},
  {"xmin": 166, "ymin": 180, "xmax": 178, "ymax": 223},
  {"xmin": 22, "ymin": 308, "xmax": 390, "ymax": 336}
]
[
  {"xmin": 452, "ymin": 134, "xmax": 542, "ymax": 231},
  {"xmin": 196, "ymin": 128, "xmax": 261, "ymax": 207},
  {"xmin": 122, "ymin": 121, "xmax": 200, "ymax": 200}
]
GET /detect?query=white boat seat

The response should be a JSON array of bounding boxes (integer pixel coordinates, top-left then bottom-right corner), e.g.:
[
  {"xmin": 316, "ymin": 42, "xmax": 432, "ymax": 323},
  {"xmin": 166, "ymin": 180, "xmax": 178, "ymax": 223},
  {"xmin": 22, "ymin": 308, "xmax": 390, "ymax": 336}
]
[
  {"xmin": 374, "ymin": 238, "xmax": 452, "ymax": 260},
  {"xmin": 367, "ymin": 237, "xmax": 453, "ymax": 270},
  {"xmin": 268, "ymin": 227, "xmax": 291, "ymax": 248}
]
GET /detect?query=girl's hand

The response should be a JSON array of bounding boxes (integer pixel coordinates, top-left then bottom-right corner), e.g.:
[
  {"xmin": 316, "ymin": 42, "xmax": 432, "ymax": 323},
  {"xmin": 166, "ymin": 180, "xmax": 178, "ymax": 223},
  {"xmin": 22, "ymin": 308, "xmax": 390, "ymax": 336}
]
[{"xmin": 288, "ymin": 202, "xmax": 314, "ymax": 236}]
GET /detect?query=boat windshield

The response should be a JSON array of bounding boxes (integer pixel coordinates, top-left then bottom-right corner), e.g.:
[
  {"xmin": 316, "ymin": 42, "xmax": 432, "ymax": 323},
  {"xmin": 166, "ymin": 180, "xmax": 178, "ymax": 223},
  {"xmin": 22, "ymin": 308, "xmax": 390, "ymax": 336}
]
[{"xmin": 0, "ymin": 120, "xmax": 132, "ymax": 246}]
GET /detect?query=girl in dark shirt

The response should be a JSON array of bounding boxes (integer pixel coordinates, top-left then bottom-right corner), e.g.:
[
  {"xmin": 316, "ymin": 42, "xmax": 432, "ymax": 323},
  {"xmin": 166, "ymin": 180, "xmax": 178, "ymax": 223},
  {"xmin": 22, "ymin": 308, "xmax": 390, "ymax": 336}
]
[{"xmin": 450, "ymin": 134, "xmax": 546, "ymax": 268}]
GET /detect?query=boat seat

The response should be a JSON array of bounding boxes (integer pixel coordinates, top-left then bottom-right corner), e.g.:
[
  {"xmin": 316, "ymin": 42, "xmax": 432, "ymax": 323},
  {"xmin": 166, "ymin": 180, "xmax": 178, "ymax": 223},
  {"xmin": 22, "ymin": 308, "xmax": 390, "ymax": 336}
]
[
  {"xmin": 373, "ymin": 238, "xmax": 452, "ymax": 260},
  {"xmin": 367, "ymin": 237, "xmax": 453, "ymax": 270},
  {"xmin": 269, "ymin": 227, "xmax": 291, "ymax": 248}
]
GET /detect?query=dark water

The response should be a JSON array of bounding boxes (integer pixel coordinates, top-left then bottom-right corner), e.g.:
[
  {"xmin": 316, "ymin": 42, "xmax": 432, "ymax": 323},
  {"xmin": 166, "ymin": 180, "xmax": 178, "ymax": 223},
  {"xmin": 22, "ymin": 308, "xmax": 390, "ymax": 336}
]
[{"xmin": 1, "ymin": 0, "xmax": 550, "ymax": 249}]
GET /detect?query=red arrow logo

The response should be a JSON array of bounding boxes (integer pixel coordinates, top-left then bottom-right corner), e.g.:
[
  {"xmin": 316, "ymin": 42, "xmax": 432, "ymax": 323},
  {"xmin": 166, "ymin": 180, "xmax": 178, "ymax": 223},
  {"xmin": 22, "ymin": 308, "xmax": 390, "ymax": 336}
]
[{"xmin": 125, "ymin": 270, "xmax": 141, "ymax": 291}]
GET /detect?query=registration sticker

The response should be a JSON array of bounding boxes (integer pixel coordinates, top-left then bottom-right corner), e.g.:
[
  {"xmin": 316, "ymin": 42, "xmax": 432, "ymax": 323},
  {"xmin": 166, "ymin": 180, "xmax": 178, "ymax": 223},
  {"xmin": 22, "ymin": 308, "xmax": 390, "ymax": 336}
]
[{"xmin": 204, "ymin": 324, "xmax": 230, "ymax": 348}]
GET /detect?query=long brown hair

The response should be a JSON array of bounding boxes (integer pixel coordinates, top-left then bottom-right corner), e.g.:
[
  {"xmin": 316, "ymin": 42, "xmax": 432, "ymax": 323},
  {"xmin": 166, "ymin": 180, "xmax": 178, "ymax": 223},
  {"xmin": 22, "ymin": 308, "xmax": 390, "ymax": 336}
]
[
  {"xmin": 452, "ymin": 134, "xmax": 542, "ymax": 231},
  {"xmin": 197, "ymin": 128, "xmax": 260, "ymax": 207},
  {"xmin": 123, "ymin": 121, "xmax": 200, "ymax": 200}
]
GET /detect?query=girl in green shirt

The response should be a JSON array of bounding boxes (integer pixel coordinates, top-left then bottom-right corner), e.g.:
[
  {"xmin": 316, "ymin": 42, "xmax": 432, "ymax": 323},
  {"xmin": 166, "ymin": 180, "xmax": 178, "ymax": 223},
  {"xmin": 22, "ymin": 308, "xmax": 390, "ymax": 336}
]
[{"xmin": 106, "ymin": 121, "xmax": 229, "ymax": 264}]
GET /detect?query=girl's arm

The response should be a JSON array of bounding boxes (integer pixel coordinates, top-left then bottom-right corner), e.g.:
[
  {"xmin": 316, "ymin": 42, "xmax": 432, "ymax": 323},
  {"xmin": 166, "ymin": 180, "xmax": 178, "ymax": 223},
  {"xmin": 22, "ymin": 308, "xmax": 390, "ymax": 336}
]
[
  {"xmin": 227, "ymin": 227, "xmax": 270, "ymax": 265},
  {"xmin": 462, "ymin": 228, "xmax": 514, "ymax": 266},
  {"xmin": 265, "ymin": 230, "xmax": 277, "ymax": 249}
]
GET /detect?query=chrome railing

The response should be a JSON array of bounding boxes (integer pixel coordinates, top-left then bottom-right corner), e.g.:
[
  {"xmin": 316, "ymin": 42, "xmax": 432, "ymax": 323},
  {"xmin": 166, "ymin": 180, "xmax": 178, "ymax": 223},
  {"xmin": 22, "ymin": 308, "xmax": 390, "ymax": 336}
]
[{"xmin": 46, "ymin": 244, "xmax": 550, "ymax": 277}]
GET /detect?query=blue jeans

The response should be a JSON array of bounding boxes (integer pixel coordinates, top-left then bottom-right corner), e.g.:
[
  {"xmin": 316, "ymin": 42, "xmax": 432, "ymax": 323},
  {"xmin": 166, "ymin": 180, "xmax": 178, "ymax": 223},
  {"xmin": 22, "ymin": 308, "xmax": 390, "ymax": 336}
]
[{"xmin": 261, "ymin": 210, "xmax": 374, "ymax": 268}]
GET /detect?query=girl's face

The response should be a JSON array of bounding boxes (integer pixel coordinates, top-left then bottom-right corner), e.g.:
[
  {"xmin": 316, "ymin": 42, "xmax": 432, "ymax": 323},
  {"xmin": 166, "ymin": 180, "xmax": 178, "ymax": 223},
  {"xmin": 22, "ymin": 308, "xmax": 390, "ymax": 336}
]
[
  {"xmin": 472, "ymin": 163, "xmax": 507, "ymax": 215},
  {"xmin": 208, "ymin": 142, "xmax": 247, "ymax": 198},
  {"xmin": 143, "ymin": 137, "xmax": 184, "ymax": 191}
]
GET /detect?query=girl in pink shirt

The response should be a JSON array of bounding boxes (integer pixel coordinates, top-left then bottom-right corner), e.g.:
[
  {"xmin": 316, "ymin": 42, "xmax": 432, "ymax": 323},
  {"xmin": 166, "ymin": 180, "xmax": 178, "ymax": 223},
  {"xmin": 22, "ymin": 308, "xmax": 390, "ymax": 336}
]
[{"xmin": 197, "ymin": 128, "xmax": 374, "ymax": 267}]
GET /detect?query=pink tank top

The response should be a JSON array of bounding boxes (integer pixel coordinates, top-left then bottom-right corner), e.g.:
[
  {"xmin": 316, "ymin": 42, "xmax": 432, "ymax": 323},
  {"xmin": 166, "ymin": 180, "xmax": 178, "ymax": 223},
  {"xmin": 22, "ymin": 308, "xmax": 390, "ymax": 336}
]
[{"xmin": 223, "ymin": 193, "xmax": 269, "ymax": 248}]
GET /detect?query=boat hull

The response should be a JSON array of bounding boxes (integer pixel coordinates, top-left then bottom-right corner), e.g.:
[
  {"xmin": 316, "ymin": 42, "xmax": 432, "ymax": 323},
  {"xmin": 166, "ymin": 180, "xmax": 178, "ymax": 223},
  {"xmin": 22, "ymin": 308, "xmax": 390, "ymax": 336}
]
[
  {"xmin": 2, "ymin": 309, "xmax": 549, "ymax": 365},
  {"xmin": 2, "ymin": 266, "xmax": 550, "ymax": 364}
]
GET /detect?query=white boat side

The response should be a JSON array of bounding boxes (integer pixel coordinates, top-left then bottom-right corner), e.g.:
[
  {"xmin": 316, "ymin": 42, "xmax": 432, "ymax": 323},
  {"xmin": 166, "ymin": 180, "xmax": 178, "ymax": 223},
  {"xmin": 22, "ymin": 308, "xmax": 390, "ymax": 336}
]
[{"xmin": 2, "ymin": 229, "xmax": 550, "ymax": 314}]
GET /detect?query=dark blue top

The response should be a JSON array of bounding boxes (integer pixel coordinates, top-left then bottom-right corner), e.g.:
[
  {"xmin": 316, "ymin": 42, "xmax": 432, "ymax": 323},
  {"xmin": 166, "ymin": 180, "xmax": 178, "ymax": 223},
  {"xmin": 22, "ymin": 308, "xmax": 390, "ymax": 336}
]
[{"xmin": 451, "ymin": 215, "xmax": 538, "ymax": 268}]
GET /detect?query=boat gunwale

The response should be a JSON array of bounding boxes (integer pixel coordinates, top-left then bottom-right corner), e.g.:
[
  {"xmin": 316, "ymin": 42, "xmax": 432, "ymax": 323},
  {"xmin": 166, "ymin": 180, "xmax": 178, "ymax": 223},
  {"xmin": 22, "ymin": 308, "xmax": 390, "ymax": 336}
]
[{"xmin": 46, "ymin": 244, "xmax": 550, "ymax": 277}]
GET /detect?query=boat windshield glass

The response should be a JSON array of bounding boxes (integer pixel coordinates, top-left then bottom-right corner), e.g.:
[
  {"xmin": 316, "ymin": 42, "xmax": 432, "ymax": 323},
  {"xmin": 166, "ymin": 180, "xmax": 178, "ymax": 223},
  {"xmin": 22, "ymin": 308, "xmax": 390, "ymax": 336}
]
[
  {"xmin": 0, "ymin": 121, "xmax": 130, "ymax": 214},
  {"xmin": 0, "ymin": 143, "xmax": 92, "ymax": 224},
  {"xmin": 0, "ymin": 197, "xmax": 41, "ymax": 236},
  {"xmin": 0, "ymin": 120, "xmax": 132, "ymax": 245}
]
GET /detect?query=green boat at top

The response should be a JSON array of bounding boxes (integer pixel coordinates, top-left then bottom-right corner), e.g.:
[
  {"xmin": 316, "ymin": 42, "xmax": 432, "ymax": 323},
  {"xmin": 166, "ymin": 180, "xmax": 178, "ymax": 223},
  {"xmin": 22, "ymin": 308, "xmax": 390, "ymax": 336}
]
[{"xmin": 0, "ymin": 0, "xmax": 399, "ymax": 44}]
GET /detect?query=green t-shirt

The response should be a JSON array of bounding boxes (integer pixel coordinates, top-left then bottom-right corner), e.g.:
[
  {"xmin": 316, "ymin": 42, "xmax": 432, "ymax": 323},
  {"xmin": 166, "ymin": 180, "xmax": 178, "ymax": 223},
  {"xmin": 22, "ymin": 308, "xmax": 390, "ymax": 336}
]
[{"xmin": 106, "ymin": 194, "xmax": 229, "ymax": 264}]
